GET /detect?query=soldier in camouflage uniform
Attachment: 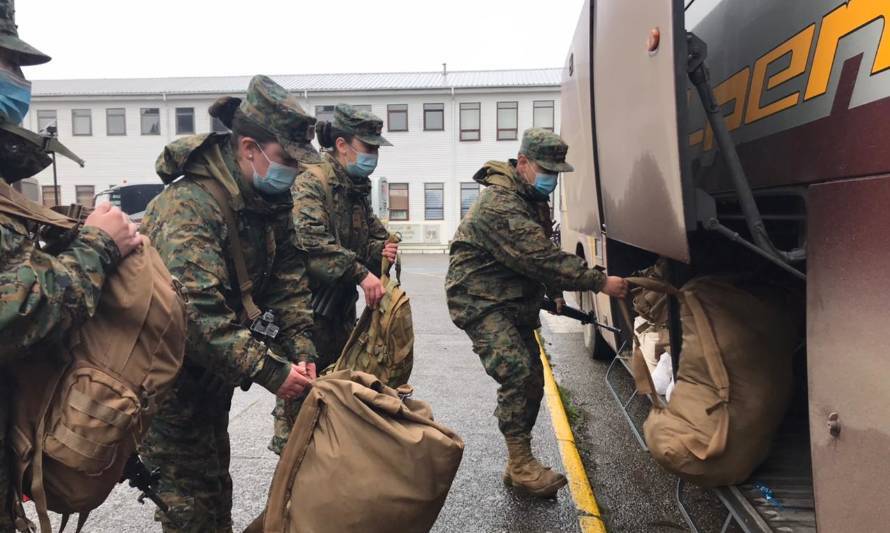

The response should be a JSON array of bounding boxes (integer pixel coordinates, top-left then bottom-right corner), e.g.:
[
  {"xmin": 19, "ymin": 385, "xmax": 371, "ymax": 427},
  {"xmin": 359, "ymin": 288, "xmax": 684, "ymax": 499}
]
[
  {"xmin": 446, "ymin": 128, "xmax": 628, "ymax": 498},
  {"xmin": 0, "ymin": 2, "xmax": 142, "ymax": 529},
  {"xmin": 269, "ymin": 104, "xmax": 397, "ymax": 454},
  {"xmin": 138, "ymin": 76, "xmax": 319, "ymax": 532}
]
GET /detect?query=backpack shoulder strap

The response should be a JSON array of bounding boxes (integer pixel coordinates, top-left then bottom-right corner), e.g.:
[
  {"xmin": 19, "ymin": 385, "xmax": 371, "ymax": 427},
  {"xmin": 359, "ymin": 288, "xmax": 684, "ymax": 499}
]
[
  {"xmin": 194, "ymin": 177, "xmax": 262, "ymax": 322},
  {"xmin": 0, "ymin": 179, "xmax": 78, "ymax": 230}
]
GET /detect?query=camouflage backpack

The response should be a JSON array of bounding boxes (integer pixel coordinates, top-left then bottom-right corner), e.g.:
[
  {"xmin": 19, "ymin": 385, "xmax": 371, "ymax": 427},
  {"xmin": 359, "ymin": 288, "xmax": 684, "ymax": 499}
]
[{"xmin": 325, "ymin": 235, "xmax": 414, "ymax": 388}]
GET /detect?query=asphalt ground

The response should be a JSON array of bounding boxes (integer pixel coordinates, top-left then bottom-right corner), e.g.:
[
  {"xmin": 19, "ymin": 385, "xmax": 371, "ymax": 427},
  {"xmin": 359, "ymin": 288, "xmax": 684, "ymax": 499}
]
[{"xmin": 24, "ymin": 254, "xmax": 729, "ymax": 532}]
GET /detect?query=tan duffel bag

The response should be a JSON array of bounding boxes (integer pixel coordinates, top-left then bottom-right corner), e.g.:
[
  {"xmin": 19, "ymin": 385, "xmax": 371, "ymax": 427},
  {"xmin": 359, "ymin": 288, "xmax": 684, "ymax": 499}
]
[
  {"xmin": 249, "ymin": 371, "xmax": 464, "ymax": 533},
  {"xmin": 626, "ymin": 276, "xmax": 801, "ymax": 487}
]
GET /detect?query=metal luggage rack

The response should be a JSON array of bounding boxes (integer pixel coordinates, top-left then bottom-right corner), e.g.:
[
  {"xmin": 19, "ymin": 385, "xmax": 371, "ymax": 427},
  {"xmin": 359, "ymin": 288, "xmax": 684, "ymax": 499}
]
[{"xmin": 603, "ymin": 331, "xmax": 816, "ymax": 533}]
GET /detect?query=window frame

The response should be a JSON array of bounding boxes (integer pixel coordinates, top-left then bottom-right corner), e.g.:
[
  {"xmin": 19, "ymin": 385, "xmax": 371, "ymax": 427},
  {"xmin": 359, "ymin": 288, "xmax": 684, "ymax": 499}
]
[
  {"xmin": 533, "ymin": 100, "xmax": 555, "ymax": 132},
  {"xmin": 387, "ymin": 104, "xmax": 409, "ymax": 132},
  {"xmin": 423, "ymin": 103, "xmax": 445, "ymax": 132},
  {"xmin": 424, "ymin": 182, "xmax": 445, "ymax": 221},
  {"xmin": 71, "ymin": 109, "xmax": 92, "ymax": 136},
  {"xmin": 459, "ymin": 102, "xmax": 481, "ymax": 142},
  {"xmin": 175, "ymin": 107, "xmax": 195, "ymax": 135},
  {"xmin": 41, "ymin": 185, "xmax": 59, "ymax": 207},
  {"xmin": 388, "ymin": 182, "xmax": 410, "ymax": 221},
  {"xmin": 106, "ymin": 108, "xmax": 126, "ymax": 136},
  {"xmin": 75, "ymin": 185, "xmax": 95, "ymax": 207},
  {"xmin": 460, "ymin": 182, "xmax": 481, "ymax": 218},
  {"xmin": 36, "ymin": 109, "xmax": 57, "ymax": 133},
  {"xmin": 140, "ymin": 107, "xmax": 161, "ymax": 136},
  {"xmin": 496, "ymin": 101, "xmax": 519, "ymax": 141}
]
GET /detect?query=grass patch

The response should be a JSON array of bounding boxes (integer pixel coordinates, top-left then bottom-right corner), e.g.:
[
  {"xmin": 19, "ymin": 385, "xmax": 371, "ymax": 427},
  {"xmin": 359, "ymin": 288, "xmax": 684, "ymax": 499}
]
[{"xmin": 558, "ymin": 384, "xmax": 582, "ymax": 427}]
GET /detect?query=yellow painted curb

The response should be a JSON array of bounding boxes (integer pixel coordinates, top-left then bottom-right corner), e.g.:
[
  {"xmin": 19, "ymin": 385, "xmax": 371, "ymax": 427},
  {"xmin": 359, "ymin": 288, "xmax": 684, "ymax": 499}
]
[{"xmin": 536, "ymin": 330, "xmax": 608, "ymax": 533}]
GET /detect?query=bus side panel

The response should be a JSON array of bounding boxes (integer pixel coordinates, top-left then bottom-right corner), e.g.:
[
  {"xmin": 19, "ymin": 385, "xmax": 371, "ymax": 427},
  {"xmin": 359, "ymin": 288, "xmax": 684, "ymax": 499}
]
[
  {"xmin": 807, "ymin": 175, "xmax": 890, "ymax": 531},
  {"xmin": 593, "ymin": 0, "xmax": 690, "ymax": 262},
  {"xmin": 560, "ymin": 0, "xmax": 601, "ymax": 240}
]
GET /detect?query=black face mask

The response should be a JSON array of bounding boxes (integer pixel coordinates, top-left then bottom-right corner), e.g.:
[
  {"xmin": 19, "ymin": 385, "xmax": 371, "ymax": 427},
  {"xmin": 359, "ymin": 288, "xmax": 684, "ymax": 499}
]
[{"xmin": 0, "ymin": 126, "xmax": 51, "ymax": 183}]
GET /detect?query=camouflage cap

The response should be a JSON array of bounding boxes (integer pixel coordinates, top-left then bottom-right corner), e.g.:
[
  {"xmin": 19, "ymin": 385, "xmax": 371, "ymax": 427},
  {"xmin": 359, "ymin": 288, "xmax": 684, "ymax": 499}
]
[
  {"xmin": 519, "ymin": 127, "xmax": 574, "ymax": 173},
  {"xmin": 0, "ymin": 0, "xmax": 50, "ymax": 66},
  {"xmin": 239, "ymin": 75, "xmax": 320, "ymax": 163},
  {"xmin": 333, "ymin": 104, "xmax": 392, "ymax": 147}
]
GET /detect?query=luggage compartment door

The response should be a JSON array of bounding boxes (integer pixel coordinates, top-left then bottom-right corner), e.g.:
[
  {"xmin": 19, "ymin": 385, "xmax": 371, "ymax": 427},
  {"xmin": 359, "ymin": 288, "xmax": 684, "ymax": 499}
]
[
  {"xmin": 807, "ymin": 176, "xmax": 890, "ymax": 532},
  {"xmin": 593, "ymin": 0, "xmax": 691, "ymax": 262}
]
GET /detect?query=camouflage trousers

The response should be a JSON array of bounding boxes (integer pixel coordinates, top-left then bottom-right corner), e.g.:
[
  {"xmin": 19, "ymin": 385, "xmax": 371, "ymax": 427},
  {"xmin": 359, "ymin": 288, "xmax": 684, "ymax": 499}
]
[
  {"xmin": 269, "ymin": 312, "xmax": 354, "ymax": 455},
  {"xmin": 0, "ymin": 379, "xmax": 14, "ymax": 533},
  {"xmin": 139, "ymin": 371, "xmax": 234, "ymax": 533},
  {"xmin": 465, "ymin": 312, "xmax": 545, "ymax": 440}
]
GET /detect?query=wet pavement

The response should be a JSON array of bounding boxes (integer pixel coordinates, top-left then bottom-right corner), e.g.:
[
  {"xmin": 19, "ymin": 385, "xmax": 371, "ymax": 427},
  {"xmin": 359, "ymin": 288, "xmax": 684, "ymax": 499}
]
[{"xmin": 25, "ymin": 254, "xmax": 727, "ymax": 532}]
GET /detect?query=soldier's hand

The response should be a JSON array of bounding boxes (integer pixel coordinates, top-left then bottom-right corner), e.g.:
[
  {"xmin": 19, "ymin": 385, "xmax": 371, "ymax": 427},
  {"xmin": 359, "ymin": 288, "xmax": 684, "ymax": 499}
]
[
  {"xmin": 382, "ymin": 242, "xmax": 399, "ymax": 262},
  {"xmin": 276, "ymin": 364, "xmax": 312, "ymax": 400},
  {"xmin": 297, "ymin": 361, "xmax": 317, "ymax": 381},
  {"xmin": 360, "ymin": 272, "xmax": 385, "ymax": 309},
  {"xmin": 85, "ymin": 202, "xmax": 142, "ymax": 258},
  {"xmin": 602, "ymin": 276, "xmax": 629, "ymax": 298}
]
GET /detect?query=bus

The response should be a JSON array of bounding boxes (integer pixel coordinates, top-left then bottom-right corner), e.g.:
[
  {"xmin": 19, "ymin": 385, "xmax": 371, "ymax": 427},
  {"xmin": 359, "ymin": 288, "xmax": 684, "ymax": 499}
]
[{"xmin": 560, "ymin": 0, "xmax": 890, "ymax": 530}]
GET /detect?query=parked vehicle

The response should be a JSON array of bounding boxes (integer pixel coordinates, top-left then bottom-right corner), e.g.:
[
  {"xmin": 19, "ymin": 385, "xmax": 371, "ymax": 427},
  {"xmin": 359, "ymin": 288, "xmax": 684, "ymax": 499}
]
[
  {"xmin": 560, "ymin": 0, "xmax": 890, "ymax": 530},
  {"xmin": 94, "ymin": 183, "xmax": 164, "ymax": 223}
]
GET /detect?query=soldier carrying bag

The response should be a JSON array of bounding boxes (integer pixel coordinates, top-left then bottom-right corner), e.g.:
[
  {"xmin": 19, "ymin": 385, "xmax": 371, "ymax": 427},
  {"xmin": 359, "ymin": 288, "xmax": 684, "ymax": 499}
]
[
  {"xmin": 1, "ymin": 181, "xmax": 187, "ymax": 533},
  {"xmin": 247, "ymin": 370, "xmax": 464, "ymax": 533},
  {"xmin": 325, "ymin": 234, "xmax": 414, "ymax": 388}
]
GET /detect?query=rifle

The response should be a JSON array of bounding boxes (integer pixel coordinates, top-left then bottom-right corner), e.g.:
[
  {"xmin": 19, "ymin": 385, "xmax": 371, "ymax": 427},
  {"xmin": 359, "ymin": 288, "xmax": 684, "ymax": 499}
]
[
  {"xmin": 311, "ymin": 283, "xmax": 358, "ymax": 321},
  {"xmin": 120, "ymin": 455, "xmax": 176, "ymax": 523},
  {"xmin": 541, "ymin": 296, "xmax": 622, "ymax": 334}
]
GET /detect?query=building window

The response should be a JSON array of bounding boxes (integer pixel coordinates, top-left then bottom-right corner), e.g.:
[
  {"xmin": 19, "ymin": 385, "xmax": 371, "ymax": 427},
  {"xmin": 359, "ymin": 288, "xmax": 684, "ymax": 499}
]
[
  {"xmin": 72, "ymin": 109, "xmax": 92, "ymax": 136},
  {"xmin": 460, "ymin": 182, "xmax": 480, "ymax": 217},
  {"xmin": 176, "ymin": 107, "xmax": 195, "ymax": 135},
  {"xmin": 353, "ymin": 104, "xmax": 372, "ymax": 112},
  {"xmin": 36, "ymin": 110, "xmax": 57, "ymax": 133},
  {"xmin": 75, "ymin": 185, "xmax": 95, "ymax": 207},
  {"xmin": 459, "ymin": 102, "xmax": 480, "ymax": 141},
  {"xmin": 42, "ymin": 185, "xmax": 59, "ymax": 207},
  {"xmin": 141, "ymin": 108, "xmax": 161, "ymax": 135},
  {"xmin": 387, "ymin": 104, "xmax": 408, "ymax": 132},
  {"xmin": 389, "ymin": 183, "xmax": 409, "ymax": 220},
  {"xmin": 533, "ymin": 100, "xmax": 555, "ymax": 132},
  {"xmin": 211, "ymin": 116, "xmax": 229, "ymax": 133},
  {"xmin": 423, "ymin": 103, "xmax": 444, "ymax": 131},
  {"xmin": 315, "ymin": 105, "xmax": 335, "ymax": 123},
  {"xmin": 497, "ymin": 101, "xmax": 518, "ymax": 141},
  {"xmin": 424, "ymin": 183, "xmax": 444, "ymax": 220},
  {"xmin": 106, "ymin": 108, "xmax": 126, "ymax": 136}
]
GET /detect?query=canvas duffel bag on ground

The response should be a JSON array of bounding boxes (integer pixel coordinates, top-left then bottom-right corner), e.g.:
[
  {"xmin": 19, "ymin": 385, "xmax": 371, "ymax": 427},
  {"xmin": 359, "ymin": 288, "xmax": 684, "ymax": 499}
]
[
  {"xmin": 249, "ymin": 370, "xmax": 464, "ymax": 533},
  {"xmin": 627, "ymin": 276, "xmax": 801, "ymax": 487}
]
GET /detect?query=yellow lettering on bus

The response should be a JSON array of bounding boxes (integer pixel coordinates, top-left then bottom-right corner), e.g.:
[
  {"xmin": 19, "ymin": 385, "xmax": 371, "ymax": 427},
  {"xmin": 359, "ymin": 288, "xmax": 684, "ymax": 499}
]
[
  {"xmin": 805, "ymin": 0, "xmax": 890, "ymax": 101},
  {"xmin": 746, "ymin": 25, "xmax": 816, "ymax": 124}
]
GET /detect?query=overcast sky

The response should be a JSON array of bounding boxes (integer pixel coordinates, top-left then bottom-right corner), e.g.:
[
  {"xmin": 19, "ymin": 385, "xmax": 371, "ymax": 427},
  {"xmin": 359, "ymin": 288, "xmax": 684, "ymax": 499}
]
[{"xmin": 17, "ymin": 0, "xmax": 586, "ymax": 80}]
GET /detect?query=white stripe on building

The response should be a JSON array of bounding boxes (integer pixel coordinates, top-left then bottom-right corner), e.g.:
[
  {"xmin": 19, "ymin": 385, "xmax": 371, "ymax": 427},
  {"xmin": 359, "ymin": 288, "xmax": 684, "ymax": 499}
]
[{"xmin": 25, "ymin": 68, "xmax": 562, "ymax": 248}]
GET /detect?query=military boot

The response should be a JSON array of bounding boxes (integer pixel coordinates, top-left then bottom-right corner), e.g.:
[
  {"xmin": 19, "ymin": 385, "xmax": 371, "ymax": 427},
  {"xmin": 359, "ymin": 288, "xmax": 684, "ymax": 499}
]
[{"xmin": 502, "ymin": 436, "xmax": 567, "ymax": 498}]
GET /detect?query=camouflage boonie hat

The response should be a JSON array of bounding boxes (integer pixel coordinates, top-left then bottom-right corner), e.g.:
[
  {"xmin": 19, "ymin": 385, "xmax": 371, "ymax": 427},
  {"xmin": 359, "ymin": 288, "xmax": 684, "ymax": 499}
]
[
  {"xmin": 519, "ymin": 128, "xmax": 574, "ymax": 173},
  {"xmin": 0, "ymin": 0, "xmax": 50, "ymax": 66},
  {"xmin": 333, "ymin": 104, "xmax": 392, "ymax": 147},
  {"xmin": 239, "ymin": 75, "xmax": 320, "ymax": 163}
]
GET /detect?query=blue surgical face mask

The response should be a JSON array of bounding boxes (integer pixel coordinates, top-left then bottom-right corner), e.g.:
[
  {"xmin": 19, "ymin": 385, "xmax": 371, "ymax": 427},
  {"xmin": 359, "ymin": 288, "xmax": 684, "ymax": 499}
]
[
  {"xmin": 345, "ymin": 143, "xmax": 378, "ymax": 178},
  {"xmin": 0, "ymin": 71, "xmax": 32, "ymax": 124},
  {"xmin": 250, "ymin": 143, "xmax": 299, "ymax": 195},
  {"xmin": 534, "ymin": 172, "xmax": 558, "ymax": 197}
]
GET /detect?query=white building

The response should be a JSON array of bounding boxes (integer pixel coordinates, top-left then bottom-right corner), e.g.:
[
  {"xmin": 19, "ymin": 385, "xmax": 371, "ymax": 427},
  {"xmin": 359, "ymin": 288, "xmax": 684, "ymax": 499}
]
[{"xmin": 25, "ymin": 68, "xmax": 561, "ymax": 248}]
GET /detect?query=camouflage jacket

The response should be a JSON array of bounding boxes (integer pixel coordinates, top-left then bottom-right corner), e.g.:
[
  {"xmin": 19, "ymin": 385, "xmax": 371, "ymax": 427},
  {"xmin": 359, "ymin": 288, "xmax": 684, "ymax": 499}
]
[
  {"xmin": 0, "ymin": 184, "xmax": 121, "ymax": 365},
  {"xmin": 293, "ymin": 152, "xmax": 389, "ymax": 287},
  {"xmin": 446, "ymin": 160, "xmax": 605, "ymax": 329},
  {"xmin": 141, "ymin": 134, "xmax": 316, "ymax": 394}
]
